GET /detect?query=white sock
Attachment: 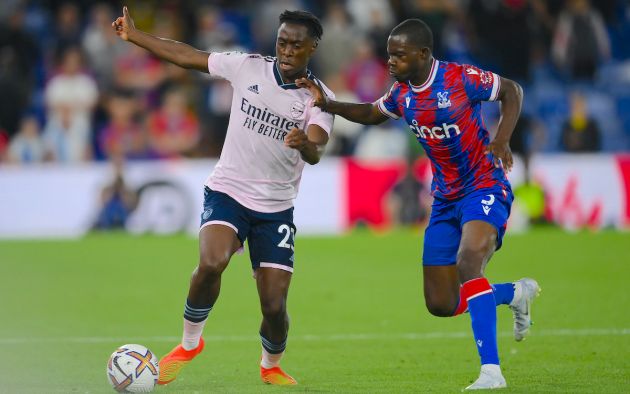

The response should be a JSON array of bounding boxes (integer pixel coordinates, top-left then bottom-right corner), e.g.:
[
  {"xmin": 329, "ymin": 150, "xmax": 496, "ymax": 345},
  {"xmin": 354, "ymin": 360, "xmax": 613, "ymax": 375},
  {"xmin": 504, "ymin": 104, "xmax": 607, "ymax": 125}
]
[
  {"xmin": 481, "ymin": 363, "xmax": 502, "ymax": 376},
  {"xmin": 260, "ymin": 346, "xmax": 284, "ymax": 369},
  {"xmin": 182, "ymin": 318, "xmax": 207, "ymax": 350}
]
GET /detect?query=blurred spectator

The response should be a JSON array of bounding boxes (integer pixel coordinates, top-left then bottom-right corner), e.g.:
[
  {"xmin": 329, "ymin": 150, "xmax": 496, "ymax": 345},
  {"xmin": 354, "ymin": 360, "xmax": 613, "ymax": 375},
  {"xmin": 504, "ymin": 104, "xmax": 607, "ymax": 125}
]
[
  {"xmin": 467, "ymin": 0, "xmax": 535, "ymax": 82},
  {"xmin": 42, "ymin": 106, "xmax": 92, "ymax": 162},
  {"xmin": 82, "ymin": 3, "xmax": 126, "ymax": 91},
  {"xmin": 146, "ymin": 88, "xmax": 199, "ymax": 158},
  {"xmin": 97, "ymin": 90, "xmax": 147, "ymax": 161},
  {"xmin": 43, "ymin": 46, "xmax": 98, "ymax": 162},
  {"xmin": 394, "ymin": 0, "xmax": 459, "ymax": 59},
  {"xmin": 388, "ymin": 156, "xmax": 431, "ymax": 226},
  {"xmin": 560, "ymin": 92, "xmax": 602, "ymax": 152},
  {"xmin": 93, "ymin": 160, "xmax": 138, "ymax": 230},
  {"xmin": 50, "ymin": 2, "xmax": 82, "ymax": 55},
  {"xmin": 317, "ymin": 3, "xmax": 361, "ymax": 80},
  {"xmin": 194, "ymin": 5, "xmax": 235, "ymax": 51},
  {"xmin": 0, "ymin": 5, "xmax": 39, "ymax": 137},
  {"xmin": 552, "ymin": 0, "xmax": 610, "ymax": 81},
  {"xmin": 345, "ymin": 0, "xmax": 395, "ymax": 34},
  {"xmin": 7, "ymin": 115, "xmax": 45, "ymax": 164},
  {"xmin": 343, "ymin": 38, "xmax": 390, "ymax": 103},
  {"xmin": 510, "ymin": 113, "xmax": 546, "ymax": 169},
  {"xmin": 114, "ymin": 44, "xmax": 165, "ymax": 103}
]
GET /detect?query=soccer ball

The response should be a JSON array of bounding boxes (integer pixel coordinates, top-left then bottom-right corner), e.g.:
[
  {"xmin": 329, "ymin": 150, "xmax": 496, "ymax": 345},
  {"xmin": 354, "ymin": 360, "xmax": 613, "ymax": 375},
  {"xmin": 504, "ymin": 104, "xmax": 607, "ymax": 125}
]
[{"xmin": 106, "ymin": 344, "xmax": 159, "ymax": 392}]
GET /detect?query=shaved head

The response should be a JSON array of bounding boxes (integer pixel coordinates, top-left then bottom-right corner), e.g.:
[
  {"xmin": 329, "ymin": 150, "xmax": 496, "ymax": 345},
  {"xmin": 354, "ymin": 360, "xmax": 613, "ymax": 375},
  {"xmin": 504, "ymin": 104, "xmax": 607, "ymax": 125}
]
[{"xmin": 390, "ymin": 19, "xmax": 433, "ymax": 52}]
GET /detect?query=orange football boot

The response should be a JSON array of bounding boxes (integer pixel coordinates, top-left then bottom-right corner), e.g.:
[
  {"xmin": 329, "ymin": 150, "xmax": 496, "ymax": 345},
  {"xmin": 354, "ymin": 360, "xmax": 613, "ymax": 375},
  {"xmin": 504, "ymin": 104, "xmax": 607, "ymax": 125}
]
[
  {"xmin": 260, "ymin": 365, "xmax": 297, "ymax": 385},
  {"xmin": 157, "ymin": 338, "xmax": 205, "ymax": 385}
]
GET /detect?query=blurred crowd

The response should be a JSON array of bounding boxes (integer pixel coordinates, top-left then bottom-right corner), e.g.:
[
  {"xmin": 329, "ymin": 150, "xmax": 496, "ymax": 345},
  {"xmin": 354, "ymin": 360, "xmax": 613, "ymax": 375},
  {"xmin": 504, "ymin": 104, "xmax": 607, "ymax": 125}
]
[{"xmin": 1, "ymin": 0, "xmax": 630, "ymax": 166}]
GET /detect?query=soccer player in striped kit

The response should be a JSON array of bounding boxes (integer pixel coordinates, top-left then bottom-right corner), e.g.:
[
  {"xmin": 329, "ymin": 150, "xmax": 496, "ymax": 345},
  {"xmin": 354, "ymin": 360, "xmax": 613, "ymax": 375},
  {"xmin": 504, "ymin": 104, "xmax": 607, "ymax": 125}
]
[
  {"xmin": 113, "ymin": 7, "xmax": 334, "ymax": 387},
  {"xmin": 298, "ymin": 19, "xmax": 540, "ymax": 390}
]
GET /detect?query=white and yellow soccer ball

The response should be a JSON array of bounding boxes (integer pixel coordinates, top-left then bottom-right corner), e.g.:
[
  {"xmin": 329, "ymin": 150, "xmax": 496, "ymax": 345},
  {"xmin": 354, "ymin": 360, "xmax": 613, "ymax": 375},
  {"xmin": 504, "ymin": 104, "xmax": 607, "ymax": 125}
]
[{"xmin": 106, "ymin": 344, "xmax": 159, "ymax": 392}]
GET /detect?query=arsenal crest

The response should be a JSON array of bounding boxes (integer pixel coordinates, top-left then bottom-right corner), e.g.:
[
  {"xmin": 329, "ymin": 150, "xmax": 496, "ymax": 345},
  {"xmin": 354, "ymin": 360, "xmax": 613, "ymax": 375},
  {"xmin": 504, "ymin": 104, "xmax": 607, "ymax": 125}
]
[{"xmin": 290, "ymin": 101, "xmax": 305, "ymax": 119}]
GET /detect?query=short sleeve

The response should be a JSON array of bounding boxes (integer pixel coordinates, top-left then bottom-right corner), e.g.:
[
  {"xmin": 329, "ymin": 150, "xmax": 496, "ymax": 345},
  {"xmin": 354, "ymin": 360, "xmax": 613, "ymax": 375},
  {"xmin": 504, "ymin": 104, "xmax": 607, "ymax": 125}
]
[
  {"xmin": 307, "ymin": 86, "xmax": 335, "ymax": 134},
  {"xmin": 461, "ymin": 64, "xmax": 501, "ymax": 102},
  {"xmin": 207, "ymin": 52, "xmax": 250, "ymax": 81},
  {"xmin": 375, "ymin": 83, "xmax": 402, "ymax": 119}
]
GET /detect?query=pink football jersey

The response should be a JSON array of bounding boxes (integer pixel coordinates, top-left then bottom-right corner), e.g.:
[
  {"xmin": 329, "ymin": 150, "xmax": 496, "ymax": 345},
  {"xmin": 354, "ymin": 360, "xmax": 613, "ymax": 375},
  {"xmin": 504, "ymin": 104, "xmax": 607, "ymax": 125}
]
[{"xmin": 205, "ymin": 52, "xmax": 335, "ymax": 212}]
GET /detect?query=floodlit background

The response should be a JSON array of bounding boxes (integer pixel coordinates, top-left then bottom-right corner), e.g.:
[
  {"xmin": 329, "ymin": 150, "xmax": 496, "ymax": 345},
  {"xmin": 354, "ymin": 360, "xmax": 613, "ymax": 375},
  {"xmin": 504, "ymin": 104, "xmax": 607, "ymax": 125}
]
[{"xmin": 0, "ymin": 0, "xmax": 629, "ymax": 392}]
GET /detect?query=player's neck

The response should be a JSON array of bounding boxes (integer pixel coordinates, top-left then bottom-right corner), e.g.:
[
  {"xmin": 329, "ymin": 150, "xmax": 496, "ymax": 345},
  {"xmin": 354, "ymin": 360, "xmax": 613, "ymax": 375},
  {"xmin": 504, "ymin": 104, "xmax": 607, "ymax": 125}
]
[
  {"xmin": 409, "ymin": 57, "xmax": 435, "ymax": 86},
  {"xmin": 279, "ymin": 68, "xmax": 308, "ymax": 84}
]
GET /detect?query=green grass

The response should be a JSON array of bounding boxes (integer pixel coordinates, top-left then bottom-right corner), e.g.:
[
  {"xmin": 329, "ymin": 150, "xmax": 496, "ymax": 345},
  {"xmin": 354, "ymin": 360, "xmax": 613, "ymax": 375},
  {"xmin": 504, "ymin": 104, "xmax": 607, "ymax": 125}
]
[{"xmin": 0, "ymin": 228, "xmax": 628, "ymax": 393}]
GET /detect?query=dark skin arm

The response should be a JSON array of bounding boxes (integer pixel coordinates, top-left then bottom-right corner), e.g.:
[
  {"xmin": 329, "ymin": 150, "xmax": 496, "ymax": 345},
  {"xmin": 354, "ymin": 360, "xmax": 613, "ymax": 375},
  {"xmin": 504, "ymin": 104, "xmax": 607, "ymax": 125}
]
[
  {"xmin": 112, "ymin": 6, "xmax": 209, "ymax": 72},
  {"xmin": 284, "ymin": 125, "xmax": 329, "ymax": 165},
  {"xmin": 296, "ymin": 78, "xmax": 389, "ymax": 125},
  {"xmin": 485, "ymin": 77, "xmax": 523, "ymax": 172}
]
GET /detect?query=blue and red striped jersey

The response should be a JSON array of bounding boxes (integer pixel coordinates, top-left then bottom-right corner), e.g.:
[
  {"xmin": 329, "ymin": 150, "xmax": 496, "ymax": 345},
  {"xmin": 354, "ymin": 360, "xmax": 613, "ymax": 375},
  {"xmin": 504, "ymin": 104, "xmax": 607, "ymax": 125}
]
[{"xmin": 377, "ymin": 59, "xmax": 511, "ymax": 200}]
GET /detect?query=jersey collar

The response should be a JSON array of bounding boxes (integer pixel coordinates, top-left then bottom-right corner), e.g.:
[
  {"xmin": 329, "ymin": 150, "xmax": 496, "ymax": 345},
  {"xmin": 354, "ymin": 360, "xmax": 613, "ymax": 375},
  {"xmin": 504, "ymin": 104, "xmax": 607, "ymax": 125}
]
[
  {"xmin": 273, "ymin": 58, "xmax": 314, "ymax": 90},
  {"xmin": 409, "ymin": 58, "xmax": 439, "ymax": 93}
]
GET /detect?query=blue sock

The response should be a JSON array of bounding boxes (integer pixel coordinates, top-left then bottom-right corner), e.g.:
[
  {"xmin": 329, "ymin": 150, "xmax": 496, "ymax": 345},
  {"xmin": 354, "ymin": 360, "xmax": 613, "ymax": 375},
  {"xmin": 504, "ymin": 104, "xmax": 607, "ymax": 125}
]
[
  {"xmin": 463, "ymin": 278, "xmax": 500, "ymax": 365},
  {"xmin": 183, "ymin": 299, "xmax": 213, "ymax": 323},
  {"xmin": 491, "ymin": 282, "xmax": 515, "ymax": 306}
]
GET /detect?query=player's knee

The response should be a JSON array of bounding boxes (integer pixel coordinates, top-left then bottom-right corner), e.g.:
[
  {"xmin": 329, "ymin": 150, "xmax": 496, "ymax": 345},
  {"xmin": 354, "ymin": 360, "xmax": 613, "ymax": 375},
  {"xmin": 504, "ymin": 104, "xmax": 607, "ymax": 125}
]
[
  {"xmin": 198, "ymin": 249, "xmax": 230, "ymax": 277},
  {"xmin": 260, "ymin": 298, "xmax": 287, "ymax": 321},
  {"xmin": 425, "ymin": 298, "xmax": 455, "ymax": 317},
  {"xmin": 456, "ymin": 243, "xmax": 493, "ymax": 282}
]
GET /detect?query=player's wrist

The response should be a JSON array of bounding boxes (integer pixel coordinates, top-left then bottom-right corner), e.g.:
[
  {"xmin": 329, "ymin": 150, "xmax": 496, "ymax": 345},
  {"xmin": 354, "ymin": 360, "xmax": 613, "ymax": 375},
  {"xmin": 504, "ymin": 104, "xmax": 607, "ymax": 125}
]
[{"xmin": 126, "ymin": 27, "xmax": 140, "ymax": 42}]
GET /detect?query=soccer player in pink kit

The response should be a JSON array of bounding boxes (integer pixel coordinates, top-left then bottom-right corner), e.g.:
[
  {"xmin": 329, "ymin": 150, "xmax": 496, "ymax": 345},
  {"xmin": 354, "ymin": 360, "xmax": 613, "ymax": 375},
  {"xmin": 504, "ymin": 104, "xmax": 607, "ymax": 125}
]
[
  {"xmin": 298, "ymin": 19, "xmax": 539, "ymax": 390},
  {"xmin": 113, "ymin": 7, "xmax": 334, "ymax": 386}
]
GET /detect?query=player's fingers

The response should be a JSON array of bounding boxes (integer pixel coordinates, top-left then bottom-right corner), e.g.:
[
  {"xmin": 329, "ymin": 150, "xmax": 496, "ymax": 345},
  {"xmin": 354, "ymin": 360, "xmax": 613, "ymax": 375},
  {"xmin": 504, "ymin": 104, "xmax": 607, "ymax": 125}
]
[{"xmin": 123, "ymin": 6, "xmax": 130, "ymax": 18}]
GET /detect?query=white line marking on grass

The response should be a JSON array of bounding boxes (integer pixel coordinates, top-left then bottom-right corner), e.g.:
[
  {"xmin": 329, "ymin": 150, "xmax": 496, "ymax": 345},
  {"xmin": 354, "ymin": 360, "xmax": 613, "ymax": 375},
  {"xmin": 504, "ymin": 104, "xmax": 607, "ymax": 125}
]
[{"xmin": 0, "ymin": 328, "xmax": 628, "ymax": 345}]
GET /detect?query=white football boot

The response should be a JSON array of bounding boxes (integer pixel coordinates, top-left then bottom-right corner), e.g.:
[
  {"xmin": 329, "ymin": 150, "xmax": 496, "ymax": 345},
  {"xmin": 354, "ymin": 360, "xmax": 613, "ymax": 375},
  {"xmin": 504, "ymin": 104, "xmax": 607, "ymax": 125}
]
[
  {"xmin": 464, "ymin": 364, "xmax": 507, "ymax": 390},
  {"xmin": 509, "ymin": 278, "xmax": 540, "ymax": 341}
]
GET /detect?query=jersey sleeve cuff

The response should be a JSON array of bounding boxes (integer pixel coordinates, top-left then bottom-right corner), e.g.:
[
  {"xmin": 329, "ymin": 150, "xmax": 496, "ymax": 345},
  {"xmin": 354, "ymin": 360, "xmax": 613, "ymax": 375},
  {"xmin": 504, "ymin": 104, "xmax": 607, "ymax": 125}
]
[
  {"xmin": 489, "ymin": 73, "xmax": 501, "ymax": 101},
  {"xmin": 377, "ymin": 98, "xmax": 400, "ymax": 119},
  {"xmin": 307, "ymin": 119, "xmax": 334, "ymax": 135}
]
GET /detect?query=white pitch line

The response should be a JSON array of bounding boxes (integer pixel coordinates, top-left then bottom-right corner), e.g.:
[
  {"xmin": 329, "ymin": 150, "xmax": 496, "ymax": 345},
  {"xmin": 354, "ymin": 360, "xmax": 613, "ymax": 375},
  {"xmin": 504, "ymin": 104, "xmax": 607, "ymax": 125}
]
[{"xmin": 0, "ymin": 328, "xmax": 628, "ymax": 345}]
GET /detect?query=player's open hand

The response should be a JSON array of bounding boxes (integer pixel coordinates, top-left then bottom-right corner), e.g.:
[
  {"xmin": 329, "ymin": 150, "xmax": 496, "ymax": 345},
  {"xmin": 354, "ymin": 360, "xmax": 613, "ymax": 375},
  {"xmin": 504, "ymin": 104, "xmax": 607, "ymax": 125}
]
[
  {"xmin": 285, "ymin": 127, "xmax": 309, "ymax": 151},
  {"xmin": 112, "ymin": 6, "xmax": 135, "ymax": 41},
  {"xmin": 295, "ymin": 78, "xmax": 327, "ymax": 110},
  {"xmin": 485, "ymin": 140, "xmax": 513, "ymax": 172}
]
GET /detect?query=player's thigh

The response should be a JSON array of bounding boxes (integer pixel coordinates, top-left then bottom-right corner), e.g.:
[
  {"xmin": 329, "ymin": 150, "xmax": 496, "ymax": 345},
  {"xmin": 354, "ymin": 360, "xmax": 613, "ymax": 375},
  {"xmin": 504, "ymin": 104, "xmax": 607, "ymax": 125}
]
[
  {"xmin": 422, "ymin": 202, "xmax": 461, "ymax": 267},
  {"xmin": 199, "ymin": 225, "xmax": 241, "ymax": 271},
  {"xmin": 457, "ymin": 188, "xmax": 513, "ymax": 278},
  {"xmin": 459, "ymin": 188, "xmax": 513, "ymax": 252},
  {"xmin": 248, "ymin": 209, "xmax": 296, "ymax": 274},
  {"xmin": 422, "ymin": 203, "xmax": 462, "ymax": 310},
  {"xmin": 198, "ymin": 187, "xmax": 249, "ymax": 271}
]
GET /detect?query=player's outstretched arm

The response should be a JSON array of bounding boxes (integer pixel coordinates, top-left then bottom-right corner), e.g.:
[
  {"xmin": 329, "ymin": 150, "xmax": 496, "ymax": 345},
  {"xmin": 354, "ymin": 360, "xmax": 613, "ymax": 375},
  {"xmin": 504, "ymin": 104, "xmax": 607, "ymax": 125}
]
[
  {"xmin": 112, "ymin": 6, "xmax": 210, "ymax": 73},
  {"xmin": 296, "ymin": 78, "xmax": 388, "ymax": 125},
  {"xmin": 485, "ymin": 77, "xmax": 523, "ymax": 172}
]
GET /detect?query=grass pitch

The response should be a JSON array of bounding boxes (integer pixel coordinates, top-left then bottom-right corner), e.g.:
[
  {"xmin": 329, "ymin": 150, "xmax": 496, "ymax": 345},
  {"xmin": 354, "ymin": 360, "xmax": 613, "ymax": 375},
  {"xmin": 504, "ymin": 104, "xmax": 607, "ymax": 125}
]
[{"xmin": 0, "ymin": 228, "xmax": 628, "ymax": 393}]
